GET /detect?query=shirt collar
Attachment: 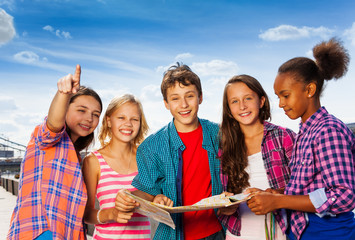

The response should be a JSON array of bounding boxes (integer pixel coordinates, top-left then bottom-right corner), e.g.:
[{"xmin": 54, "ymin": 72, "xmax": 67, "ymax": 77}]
[
  {"xmin": 263, "ymin": 121, "xmax": 276, "ymax": 134},
  {"xmin": 167, "ymin": 118, "xmax": 216, "ymax": 152},
  {"xmin": 299, "ymin": 106, "xmax": 327, "ymax": 134},
  {"xmin": 167, "ymin": 119, "xmax": 185, "ymax": 150}
]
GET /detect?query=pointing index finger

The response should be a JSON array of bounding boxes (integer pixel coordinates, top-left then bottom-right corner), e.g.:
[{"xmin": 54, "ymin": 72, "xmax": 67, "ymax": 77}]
[
  {"xmin": 72, "ymin": 64, "xmax": 81, "ymax": 93},
  {"xmin": 74, "ymin": 64, "xmax": 81, "ymax": 80}
]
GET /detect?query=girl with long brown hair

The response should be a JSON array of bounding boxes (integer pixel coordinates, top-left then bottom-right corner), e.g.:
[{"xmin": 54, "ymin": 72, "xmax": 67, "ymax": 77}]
[{"xmin": 218, "ymin": 74, "xmax": 295, "ymax": 240}]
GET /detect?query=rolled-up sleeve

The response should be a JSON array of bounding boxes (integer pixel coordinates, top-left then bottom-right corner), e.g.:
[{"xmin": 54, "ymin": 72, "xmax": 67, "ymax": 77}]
[
  {"xmin": 314, "ymin": 127, "xmax": 355, "ymax": 214},
  {"xmin": 36, "ymin": 117, "xmax": 66, "ymax": 149}
]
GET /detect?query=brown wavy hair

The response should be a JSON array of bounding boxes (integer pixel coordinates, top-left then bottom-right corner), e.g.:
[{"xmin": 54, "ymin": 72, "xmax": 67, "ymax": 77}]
[
  {"xmin": 219, "ymin": 75, "xmax": 270, "ymax": 193},
  {"xmin": 161, "ymin": 62, "xmax": 202, "ymax": 101},
  {"xmin": 98, "ymin": 94, "xmax": 149, "ymax": 148},
  {"xmin": 278, "ymin": 37, "xmax": 350, "ymax": 98}
]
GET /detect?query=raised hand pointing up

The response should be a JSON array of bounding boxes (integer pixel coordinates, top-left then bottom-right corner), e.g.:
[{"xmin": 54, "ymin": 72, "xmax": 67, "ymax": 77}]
[
  {"xmin": 57, "ymin": 64, "xmax": 81, "ymax": 94},
  {"xmin": 48, "ymin": 64, "xmax": 83, "ymax": 132}
]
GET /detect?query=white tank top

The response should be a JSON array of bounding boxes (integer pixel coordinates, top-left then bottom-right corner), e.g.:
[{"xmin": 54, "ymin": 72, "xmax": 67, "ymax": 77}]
[{"xmin": 227, "ymin": 152, "xmax": 286, "ymax": 240}]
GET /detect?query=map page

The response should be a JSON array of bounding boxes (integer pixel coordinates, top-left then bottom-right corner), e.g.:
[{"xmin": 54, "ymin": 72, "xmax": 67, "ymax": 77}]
[{"xmin": 125, "ymin": 192, "xmax": 251, "ymax": 229}]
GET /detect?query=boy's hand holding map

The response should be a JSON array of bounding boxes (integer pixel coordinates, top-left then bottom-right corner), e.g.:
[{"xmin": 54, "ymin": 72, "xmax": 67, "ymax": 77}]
[{"xmin": 124, "ymin": 191, "xmax": 251, "ymax": 229}]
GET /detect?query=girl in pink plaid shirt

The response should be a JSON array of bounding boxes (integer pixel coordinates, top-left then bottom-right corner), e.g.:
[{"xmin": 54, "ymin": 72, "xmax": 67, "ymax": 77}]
[
  {"xmin": 218, "ymin": 74, "xmax": 295, "ymax": 240},
  {"xmin": 248, "ymin": 38, "xmax": 355, "ymax": 240}
]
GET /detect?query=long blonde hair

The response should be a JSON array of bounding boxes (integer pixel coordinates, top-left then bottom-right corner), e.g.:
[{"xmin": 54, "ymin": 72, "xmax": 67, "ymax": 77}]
[{"xmin": 98, "ymin": 94, "xmax": 149, "ymax": 148}]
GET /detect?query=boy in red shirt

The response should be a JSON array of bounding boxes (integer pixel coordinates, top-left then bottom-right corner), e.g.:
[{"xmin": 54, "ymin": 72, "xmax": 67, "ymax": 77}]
[{"xmin": 117, "ymin": 63, "xmax": 225, "ymax": 239}]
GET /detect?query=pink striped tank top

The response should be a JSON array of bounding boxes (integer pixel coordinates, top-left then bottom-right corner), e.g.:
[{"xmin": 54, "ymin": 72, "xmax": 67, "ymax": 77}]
[{"xmin": 92, "ymin": 151, "xmax": 151, "ymax": 240}]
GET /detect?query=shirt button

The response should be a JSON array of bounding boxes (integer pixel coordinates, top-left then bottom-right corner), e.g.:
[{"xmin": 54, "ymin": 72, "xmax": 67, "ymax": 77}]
[
  {"xmin": 302, "ymin": 161, "xmax": 304, "ymax": 165},
  {"xmin": 332, "ymin": 197, "xmax": 336, "ymax": 201}
]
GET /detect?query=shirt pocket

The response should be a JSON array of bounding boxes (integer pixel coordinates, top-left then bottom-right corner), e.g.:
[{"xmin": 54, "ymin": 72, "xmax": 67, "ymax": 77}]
[
  {"xmin": 295, "ymin": 155, "xmax": 315, "ymax": 187},
  {"xmin": 269, "ymin": 148, "xmax": 284, "ymax": 165}
]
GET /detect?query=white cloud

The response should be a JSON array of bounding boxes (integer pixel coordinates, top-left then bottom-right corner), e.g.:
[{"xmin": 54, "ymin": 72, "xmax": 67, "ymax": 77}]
[
  {"xmin": 59, "ymin": 30, "xmax": 71, "ymax": 39},
  {"xmin": 155, "ymin": 59, "xmax": 238, "ymax": 80},
  {"xmin": 191, "ymin": 59, "xmax": 239, "ymax": 77},
  {"xmin": 175, "ymin": 52, "xmax": 194, "ymax": 61},
  {"xmin": 0, "ymin": 1, "xmax": 15, "ymax": 11},
  {"xmin": 43, "ymin": 25, "xmax": 72, "ymax": 39},
  {"xmin": 13, "ymin": 51, "xmax": 40, "ymax": 64},
  {"xmin": 259, "ymin": 25, "xmax": 334, "ymax": 41},
  {"xmin": 344, "ymin": 22, "xmax": 355, "ymax": 46},
  {"xmin": 0, "ymin": 8, "xmax": 15, "ymax": 45},
  {"xmin": 12, "ymin": 50, "xmax": 74, "ymax": 72},
  {"xmin": 140, "ymin": 84, "xmax": 162, "ymax": 102},
  {"xmin": 43, "ymin": 25, "xmax": 54, "ymax": 32}
]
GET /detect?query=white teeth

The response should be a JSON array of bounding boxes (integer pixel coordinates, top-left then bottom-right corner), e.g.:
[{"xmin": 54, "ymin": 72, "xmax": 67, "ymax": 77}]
[
  {"xmin": 180, "ymin": 111, "xmax": 190, "ymax": 114},
  {"xmin": 240, "ymin": 112, "xmax": 250, "ymax": 116},
  {"xmin": 80, "ymin": 124, "xmax": 90, "ymax": 129},
  {"xmin": 121, "ymin": 130, "xmax": 132, "ymax": 134}
]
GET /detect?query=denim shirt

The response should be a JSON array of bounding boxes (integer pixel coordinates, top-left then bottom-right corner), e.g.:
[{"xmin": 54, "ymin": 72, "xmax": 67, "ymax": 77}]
[{"xmin": 132, "ymin": 118, "xmax": 223, "ymax": 240}]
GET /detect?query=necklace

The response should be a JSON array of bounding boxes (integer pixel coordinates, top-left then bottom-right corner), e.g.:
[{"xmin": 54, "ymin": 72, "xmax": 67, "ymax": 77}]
[{"xmin": 107, "ymin": 144, "xmax": 134, "ymax": 174}]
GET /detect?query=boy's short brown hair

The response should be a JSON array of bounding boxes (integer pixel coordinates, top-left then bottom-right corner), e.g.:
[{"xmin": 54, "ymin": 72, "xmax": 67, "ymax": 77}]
[{"xmin": 161, "ymin": 62, "xmax": 202, "ymax": 101}]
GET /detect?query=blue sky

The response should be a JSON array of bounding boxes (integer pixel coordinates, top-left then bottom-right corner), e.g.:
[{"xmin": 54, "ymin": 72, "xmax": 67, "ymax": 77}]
[{"xmin": 1, "ymin": 0, "xmax": 355, "ymax": 150}]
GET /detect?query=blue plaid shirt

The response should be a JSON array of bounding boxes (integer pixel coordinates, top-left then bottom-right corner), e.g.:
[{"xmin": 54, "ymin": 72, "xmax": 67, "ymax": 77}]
[{"xmin": 132, "ymin": 118, "xmax": 223, "ymax": 240}]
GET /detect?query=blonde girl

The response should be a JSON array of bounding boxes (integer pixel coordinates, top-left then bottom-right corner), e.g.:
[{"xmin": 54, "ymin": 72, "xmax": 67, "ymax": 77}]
[{"xmin": 83, "ymin": 94, "xmax": 150, "ymax": 240}]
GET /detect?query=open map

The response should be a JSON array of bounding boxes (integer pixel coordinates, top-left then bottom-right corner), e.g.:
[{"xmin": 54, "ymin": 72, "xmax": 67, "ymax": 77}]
[{"xmin": 125, "ymin": 191, "xmax": 251, "ymax": 229}]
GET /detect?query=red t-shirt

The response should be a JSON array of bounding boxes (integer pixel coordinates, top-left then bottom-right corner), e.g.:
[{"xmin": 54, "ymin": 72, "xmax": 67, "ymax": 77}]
[{"xmin": 178, "ymin": 124, "xmax": 222, "ymax": 239}]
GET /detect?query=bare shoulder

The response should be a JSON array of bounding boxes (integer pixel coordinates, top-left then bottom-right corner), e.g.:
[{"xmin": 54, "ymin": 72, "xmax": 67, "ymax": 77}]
[{"xmin": 83, "ymin": 152, "xmax": 100, "ymax": 172}]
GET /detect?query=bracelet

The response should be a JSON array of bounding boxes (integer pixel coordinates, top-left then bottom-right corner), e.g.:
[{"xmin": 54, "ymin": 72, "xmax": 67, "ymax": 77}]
[{"xmin": 97, "ymin": 209, "xmax": 104, "ymax": 224}]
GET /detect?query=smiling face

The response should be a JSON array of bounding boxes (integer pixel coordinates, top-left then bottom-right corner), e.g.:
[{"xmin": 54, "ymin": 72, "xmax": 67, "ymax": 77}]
[
  {"xmin": 107, "ymin": 102, "xmax": 141, "ymax": 144},
  {"xmin": 274, "ymin": 72, "xmax": 314, "ymax": 122},
  {"xmin": 65, "ymin": 95, "xmax": 101, "ymax": 143},
  {"xmin": 164, "ymin": 82, "xmax": 202, "ymax": 132},
  {"xmin": 227, "ymin": 82, "xmax": 265, "ymax": 128}
]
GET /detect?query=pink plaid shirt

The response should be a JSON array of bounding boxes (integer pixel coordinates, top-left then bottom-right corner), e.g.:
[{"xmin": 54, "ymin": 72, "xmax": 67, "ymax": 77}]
[
  {"xmin": 219, "ymin": 121, "xmax": 295, "ymax": 235},
  {"xmin": 8, "ymin": 118, "xmax": 87, "ymax": 240},
  {"xmin": 285, "ymin": 107, "xmax": 355, "ymax": 240}
]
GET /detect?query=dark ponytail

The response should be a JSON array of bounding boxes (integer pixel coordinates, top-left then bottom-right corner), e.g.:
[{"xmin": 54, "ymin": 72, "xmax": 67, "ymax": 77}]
[{"xmin": 278, "ymin": 37, "xmax": 350, "ymax": 97}]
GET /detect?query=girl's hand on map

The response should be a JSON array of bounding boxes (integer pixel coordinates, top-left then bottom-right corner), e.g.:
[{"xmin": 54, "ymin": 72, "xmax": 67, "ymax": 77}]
[
  {"xmin": 115, "ymin": 189, "xmax": 139, "ymax": 212},
  {"xmin": 217, "ymin": 191, "xmax": 238, "ymax": 216},
  {"xmin": 244, "ymin": 187, "xmax": 263, "ymax": 195},
  {"xmin": 153, "ymin": 194, "xmax": 174, "ymax": 207},
  {"xmin": 108, "ymin": 207, "xmax": 134, "ymax": 223},
  {"xmin": 217, "ymin": 204, "xmax": 238, "ymax": 216}
]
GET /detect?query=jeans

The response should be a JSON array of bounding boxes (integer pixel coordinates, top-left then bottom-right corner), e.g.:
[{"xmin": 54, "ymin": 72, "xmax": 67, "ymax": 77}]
[{"xmin": 34, "ymin": 231, "xmax": 53, "ymax": 240}]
